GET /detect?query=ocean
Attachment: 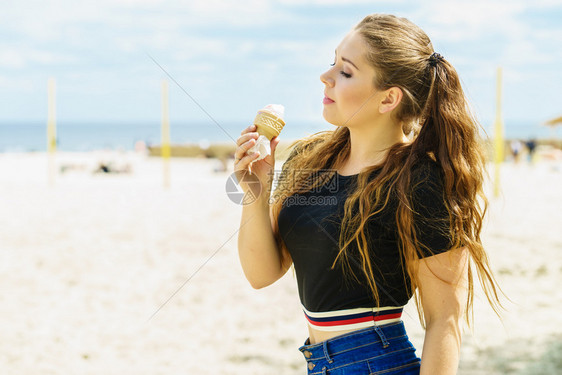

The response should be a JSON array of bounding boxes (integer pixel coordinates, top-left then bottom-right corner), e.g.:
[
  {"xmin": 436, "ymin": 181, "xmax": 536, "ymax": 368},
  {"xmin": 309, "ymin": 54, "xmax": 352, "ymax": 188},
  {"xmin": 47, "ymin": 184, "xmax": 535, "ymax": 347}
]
[
  {"xmin": 0, "ymin": 120, "xmax": 555, "ymax": 152},
  {"xmin": 0, "ymin": 121, "xmax": 331, "ymax": 152}
]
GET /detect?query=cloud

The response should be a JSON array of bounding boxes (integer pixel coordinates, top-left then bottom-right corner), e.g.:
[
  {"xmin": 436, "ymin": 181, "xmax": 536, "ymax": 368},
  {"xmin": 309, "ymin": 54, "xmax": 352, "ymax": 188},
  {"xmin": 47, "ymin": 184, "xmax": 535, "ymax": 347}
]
[
  {"xmin": 502, "ymin": 39, "xmax": 555, "ymax": 66},
  {"xmin": 413, "ymin": 0, "xmax": 525, "ymax": 41},
  {"xmin": 0, "ymin": 0, "xmax": 278, "ymax": 42},
  {"xmin": 409, "ymin": 0, "xmax": 562, "ymax": 87},
  {"xmin": 0, "ymin": 47, "xmax": 78, "ymax": 69},
  {"xmin": 278, "ymin": 0, "xmax": 395, "ymax": 5},
  {"xmin": 0, "ymin": 0, "xmax": 298, "ymax": 69},
  {"xmin": 1, "ymin": 0, "xmax": 560, "ymax": 124}
]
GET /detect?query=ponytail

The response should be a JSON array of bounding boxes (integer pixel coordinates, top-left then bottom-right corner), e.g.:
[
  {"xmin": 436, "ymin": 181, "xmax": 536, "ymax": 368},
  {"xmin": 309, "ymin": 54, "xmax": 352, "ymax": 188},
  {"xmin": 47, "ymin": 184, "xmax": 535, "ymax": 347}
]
[
  {"xmin": 415, "ymin": 54, "xmax": 485, "ymax": 215},
  {"xmin": 410, "ymin": 53, "xmax": 504, "ymax": 325}
]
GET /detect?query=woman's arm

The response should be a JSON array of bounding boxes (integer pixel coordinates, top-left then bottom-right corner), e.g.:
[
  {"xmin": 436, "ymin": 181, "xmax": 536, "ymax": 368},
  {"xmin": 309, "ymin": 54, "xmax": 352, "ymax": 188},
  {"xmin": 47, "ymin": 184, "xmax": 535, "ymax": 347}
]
[
  {"xmin": 237, "ymin": 194, "xmax": 292, "ymax": 289},
  {"xmin": 235, "ymin": 125, "xmax": 292, "ymax": 289},
  {"xmin": 417, "ymin": 247, "xmax": 469, "ymax": 375}
]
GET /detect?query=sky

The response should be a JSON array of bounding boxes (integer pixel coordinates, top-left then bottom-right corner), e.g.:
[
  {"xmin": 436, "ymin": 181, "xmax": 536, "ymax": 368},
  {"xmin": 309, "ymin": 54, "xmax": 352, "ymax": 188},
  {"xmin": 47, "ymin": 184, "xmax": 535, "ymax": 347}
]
[{"xmin": 1, "ymin": 0, "xmax": 562, "ymax": 138}]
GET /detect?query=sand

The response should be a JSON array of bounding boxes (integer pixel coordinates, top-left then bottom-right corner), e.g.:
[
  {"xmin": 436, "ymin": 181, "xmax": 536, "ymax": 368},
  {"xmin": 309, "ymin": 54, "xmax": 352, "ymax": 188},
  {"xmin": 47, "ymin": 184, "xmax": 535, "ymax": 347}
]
[{"xmin": 0, "ymin": 151, "xmax": 560, "ymax": 374}]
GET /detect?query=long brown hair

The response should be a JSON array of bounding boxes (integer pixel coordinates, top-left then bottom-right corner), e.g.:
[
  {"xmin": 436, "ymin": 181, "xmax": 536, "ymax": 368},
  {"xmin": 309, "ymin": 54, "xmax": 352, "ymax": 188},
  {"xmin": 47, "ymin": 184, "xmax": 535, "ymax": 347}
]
[{"xmin": 271, "ymin": 14, "xmax": 502, "ymax": 326}]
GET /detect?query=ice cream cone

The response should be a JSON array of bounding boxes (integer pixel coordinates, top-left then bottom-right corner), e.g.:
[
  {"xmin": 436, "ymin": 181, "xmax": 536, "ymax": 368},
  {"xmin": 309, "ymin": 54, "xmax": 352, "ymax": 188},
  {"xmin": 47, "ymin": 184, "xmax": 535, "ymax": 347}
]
[
  {"xmin": 253, "ymin": 106, "xmax": 285, "ymax": 140},
  {"xmin": 247, "ymin": 104, "xmax": 285, "ymax": 170}
]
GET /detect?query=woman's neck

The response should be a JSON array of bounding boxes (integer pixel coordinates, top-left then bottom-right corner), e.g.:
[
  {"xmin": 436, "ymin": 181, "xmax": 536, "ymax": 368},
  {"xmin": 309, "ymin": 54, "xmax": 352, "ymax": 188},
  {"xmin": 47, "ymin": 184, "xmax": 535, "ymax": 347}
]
[{"xmin": 340, "ymin": 117, "xmax": 407, "ymax": 175}]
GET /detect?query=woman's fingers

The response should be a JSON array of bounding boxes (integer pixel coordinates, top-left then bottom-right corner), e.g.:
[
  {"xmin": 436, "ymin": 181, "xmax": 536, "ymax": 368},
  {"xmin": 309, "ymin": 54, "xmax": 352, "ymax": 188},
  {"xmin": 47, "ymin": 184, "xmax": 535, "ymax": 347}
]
[
  {"xmin": 234, "ymin": 150, "xmax": 261, "ymax": 171},
  {"xmin": 234, "ymin": 124, "xmax": 261, "ymax": 169},
  {"xmin": 236, "ymin": 131, "xmax": 259, "ymax": 147},
  {"xmin": 270, "ymin": 136, "xmax": 280, "ymax": 154},
  {"xmin": 240, "ymin": 124, "xmax": 256, "ymax": 136},
  {"xmin": 234, "ymin": 137, "xmax": 257, "ymax": 161}
]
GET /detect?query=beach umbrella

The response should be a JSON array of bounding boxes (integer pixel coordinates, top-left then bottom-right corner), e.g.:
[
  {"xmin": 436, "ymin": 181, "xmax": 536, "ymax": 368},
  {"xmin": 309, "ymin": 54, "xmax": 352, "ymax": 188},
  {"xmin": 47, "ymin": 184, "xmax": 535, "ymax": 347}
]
[
  {"xmin": 544, "ymin": 115, "xmax": 562, "ymax": 127},
  {"xmin": 543, "ymin": 115, "xmax": 562, "ymax": 142}
]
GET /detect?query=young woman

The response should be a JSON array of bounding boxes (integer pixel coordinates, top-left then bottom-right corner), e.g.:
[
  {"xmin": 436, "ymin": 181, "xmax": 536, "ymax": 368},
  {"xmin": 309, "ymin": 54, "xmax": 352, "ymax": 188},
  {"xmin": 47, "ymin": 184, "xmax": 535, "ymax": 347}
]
[{"xmin": 235, "ymin": 14, "xmax": 502, "ymax": 375}]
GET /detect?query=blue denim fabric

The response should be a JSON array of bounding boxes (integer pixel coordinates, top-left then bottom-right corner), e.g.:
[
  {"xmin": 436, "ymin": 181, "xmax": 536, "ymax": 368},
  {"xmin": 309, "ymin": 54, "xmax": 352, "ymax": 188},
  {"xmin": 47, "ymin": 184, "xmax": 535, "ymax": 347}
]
[{"xmin": 299, "ymin": 322, "xmax": 420, "ymax": 374}]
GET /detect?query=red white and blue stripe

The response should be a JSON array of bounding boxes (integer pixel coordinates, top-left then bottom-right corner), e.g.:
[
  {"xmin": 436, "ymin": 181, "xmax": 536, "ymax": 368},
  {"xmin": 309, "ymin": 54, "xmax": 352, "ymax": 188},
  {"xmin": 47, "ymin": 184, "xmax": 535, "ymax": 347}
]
[{"xmin": 303, "ymin": 305, "xmax": 403, "ymax": 332}]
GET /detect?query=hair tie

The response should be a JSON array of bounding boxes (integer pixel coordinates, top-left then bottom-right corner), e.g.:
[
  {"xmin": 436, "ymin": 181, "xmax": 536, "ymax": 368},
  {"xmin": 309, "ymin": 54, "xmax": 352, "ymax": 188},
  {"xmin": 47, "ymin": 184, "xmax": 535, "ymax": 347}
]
[{"xmin": 428, "ymin": 52, "xmax": 443, "ymax": 67}]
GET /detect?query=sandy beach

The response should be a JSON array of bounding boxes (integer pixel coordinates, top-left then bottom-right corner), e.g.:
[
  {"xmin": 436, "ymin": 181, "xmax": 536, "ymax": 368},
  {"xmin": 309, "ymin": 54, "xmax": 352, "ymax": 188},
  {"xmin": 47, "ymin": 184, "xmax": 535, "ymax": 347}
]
[{"xmin": 0, "ymin": 150, "xmax": 561, "ymax": 374}]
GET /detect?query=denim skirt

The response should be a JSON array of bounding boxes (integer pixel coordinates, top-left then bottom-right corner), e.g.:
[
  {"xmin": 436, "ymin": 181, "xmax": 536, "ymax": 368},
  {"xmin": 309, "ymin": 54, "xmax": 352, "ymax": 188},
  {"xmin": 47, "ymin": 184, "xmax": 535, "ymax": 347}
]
[{"xmin": 299, "ymin": 321, "xmax": 420, "ymax": 374}]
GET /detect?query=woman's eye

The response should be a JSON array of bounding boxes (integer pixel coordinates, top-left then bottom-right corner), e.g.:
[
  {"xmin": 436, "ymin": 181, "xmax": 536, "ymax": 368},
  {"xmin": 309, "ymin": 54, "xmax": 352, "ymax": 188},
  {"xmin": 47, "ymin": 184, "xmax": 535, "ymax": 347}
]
[
  {"xmin": 340, "ymin": 71, "xmax": 352, "ymax": 78},
  {"xmin": 330, "ymin": 62, "xmax": 336, "ymax": 66}
]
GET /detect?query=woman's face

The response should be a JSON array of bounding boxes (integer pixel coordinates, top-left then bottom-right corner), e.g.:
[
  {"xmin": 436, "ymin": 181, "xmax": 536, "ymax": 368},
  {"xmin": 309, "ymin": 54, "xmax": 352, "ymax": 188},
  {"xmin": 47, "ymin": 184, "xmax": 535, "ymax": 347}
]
[{"xmin": 320, "ymin": 31, "xmax": 380, "ymax": 128}]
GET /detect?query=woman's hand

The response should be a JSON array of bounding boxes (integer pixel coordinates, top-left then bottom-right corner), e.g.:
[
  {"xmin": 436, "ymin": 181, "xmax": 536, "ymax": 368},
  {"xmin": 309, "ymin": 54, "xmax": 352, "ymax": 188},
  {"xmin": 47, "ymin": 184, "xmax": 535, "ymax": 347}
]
[{"xmin": 233, "ymin": 124, "xmax": 281, "ymax": 194}]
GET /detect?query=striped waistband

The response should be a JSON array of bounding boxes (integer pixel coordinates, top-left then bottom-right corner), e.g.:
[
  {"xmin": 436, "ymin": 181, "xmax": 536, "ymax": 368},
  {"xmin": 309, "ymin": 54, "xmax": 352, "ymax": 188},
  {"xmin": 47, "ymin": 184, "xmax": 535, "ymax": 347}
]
[{"xmin": 303, "ymin": 305, "xmax": 403, "ymax": 332}]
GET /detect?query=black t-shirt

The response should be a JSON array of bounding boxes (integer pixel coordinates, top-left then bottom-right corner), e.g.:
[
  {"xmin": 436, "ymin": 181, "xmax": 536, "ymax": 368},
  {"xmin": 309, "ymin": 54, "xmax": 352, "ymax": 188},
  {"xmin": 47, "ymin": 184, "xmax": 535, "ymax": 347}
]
[{"xmin": 277, "ymin": 158, "xmax": 453, "ymax": 313}]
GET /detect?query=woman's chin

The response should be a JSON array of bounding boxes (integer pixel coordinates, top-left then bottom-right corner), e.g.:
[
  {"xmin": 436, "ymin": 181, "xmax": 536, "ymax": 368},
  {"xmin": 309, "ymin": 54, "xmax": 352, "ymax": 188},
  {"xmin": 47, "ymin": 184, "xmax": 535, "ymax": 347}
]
[{"xmin": 321, "ymin": 114, "xmax": 341, "ymax": 127}]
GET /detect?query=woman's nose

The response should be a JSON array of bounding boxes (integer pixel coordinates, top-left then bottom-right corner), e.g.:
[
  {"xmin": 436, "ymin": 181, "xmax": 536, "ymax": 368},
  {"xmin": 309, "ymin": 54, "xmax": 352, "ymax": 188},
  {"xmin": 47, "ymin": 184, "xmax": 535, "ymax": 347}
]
[
  {"xmin": 320, "ymin": 71, "xmax": 334, "ymax": 87},
  {"xmin": 320, "ymin": 70, "xmax": 334, "ymax": 87}
]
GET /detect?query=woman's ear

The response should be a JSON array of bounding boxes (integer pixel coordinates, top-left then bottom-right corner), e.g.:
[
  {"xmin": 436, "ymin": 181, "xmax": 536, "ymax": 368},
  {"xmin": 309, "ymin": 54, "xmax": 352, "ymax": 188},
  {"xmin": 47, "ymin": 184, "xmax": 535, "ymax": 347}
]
[{"xmin": 379, "ymin": 87, "xmax": 403, "ymax": 114}]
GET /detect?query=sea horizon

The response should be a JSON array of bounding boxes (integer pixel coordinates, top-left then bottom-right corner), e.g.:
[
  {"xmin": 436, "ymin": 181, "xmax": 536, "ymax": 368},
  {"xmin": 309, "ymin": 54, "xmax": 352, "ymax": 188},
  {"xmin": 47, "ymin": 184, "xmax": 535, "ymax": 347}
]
[{"xmin": 0, "ymin": 120, "xmax": 557, "ymax": 153}]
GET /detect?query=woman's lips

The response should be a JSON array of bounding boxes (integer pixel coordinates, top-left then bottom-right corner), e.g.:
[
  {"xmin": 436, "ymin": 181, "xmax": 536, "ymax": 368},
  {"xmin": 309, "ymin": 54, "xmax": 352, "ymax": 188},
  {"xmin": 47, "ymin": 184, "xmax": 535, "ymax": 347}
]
[{"xmin": 323, "ymin": 96, "xmax": 335, "ymax": 104}]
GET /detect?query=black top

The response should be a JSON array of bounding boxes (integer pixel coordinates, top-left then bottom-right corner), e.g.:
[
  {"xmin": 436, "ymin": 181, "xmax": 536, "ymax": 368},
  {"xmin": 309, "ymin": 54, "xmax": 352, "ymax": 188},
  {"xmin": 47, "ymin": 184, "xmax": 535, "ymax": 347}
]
[{"xmin": 277, "ymin": 159, "xmax": 453, "ymax": 312}]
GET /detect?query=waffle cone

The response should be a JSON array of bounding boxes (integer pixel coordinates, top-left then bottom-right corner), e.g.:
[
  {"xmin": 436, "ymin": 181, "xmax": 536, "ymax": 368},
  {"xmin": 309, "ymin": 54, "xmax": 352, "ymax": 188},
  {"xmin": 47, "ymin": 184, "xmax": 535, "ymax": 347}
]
[{"xmin": 253, "ymin": 111, "xmax": 285, "ymax": 140}]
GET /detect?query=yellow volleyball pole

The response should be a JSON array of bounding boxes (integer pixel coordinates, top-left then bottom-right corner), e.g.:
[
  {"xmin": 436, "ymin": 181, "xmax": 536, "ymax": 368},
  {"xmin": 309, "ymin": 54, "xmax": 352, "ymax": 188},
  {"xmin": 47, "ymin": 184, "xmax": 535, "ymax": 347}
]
[
  {"xmin": 47, "ymin": 78, "xmax": 57, "ymax": 186},
  {"xmin": 161, "ymin": 80, "xmax": 171, "ymax": 189},
  {"xmin": 493, "ymin": 67, "xmax": 504, "ymax": 198}
]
